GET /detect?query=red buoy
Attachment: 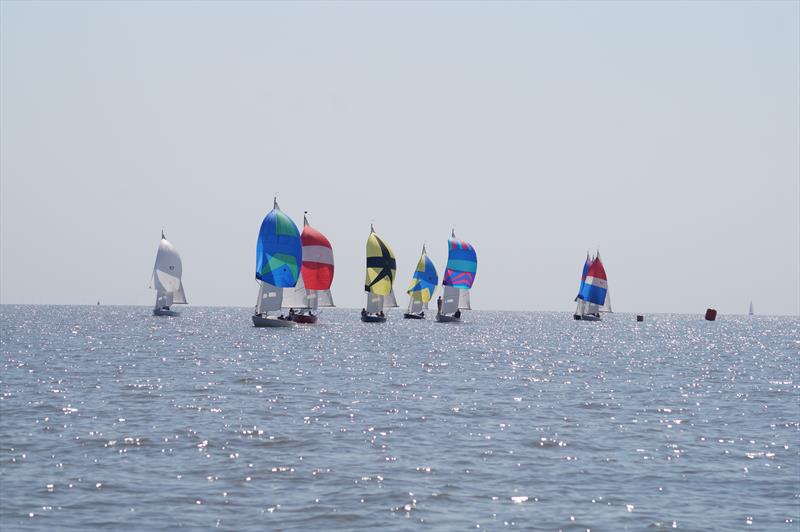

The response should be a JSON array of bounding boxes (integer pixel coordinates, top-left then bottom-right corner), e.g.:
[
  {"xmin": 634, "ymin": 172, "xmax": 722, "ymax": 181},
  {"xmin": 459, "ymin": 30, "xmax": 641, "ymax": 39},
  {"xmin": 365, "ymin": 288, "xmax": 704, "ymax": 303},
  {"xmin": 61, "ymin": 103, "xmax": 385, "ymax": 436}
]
[{"xmin": 705, "ymin": 308, "xmax": 717, "ymax": 321}]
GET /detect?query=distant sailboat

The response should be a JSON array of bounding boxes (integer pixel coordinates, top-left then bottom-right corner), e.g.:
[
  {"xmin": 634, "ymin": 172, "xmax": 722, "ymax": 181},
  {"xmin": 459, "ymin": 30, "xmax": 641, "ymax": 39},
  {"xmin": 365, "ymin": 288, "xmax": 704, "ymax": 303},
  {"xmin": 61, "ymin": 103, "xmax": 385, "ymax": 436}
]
[
  {"xmin": 149, "ymin": 230, "xmax": 187, "ymax": 316},
  {"xmin": 749, "ymin": 301, "xmax": 754, "ymax": 316},
  {"xmin": 436, "ymin": 230, "xmax": 477, "ymax": 323},
  {"xmin": 574, "ymin": 251, "xmax": 611, "ymax": 321},
  {"xmin": 252, "ymin": 199, "xmax": 303, "ymax": 328},
  {"xmin": 362, "ymin": 225, "xmax": 397, "ymax": 323},
  {"xmin": 283, "ymin": 213, "xmax": 335, "ymax": 324},
  {"xmin": 404, "ymin": 244, "xmax": 438, "ymax": 319}
]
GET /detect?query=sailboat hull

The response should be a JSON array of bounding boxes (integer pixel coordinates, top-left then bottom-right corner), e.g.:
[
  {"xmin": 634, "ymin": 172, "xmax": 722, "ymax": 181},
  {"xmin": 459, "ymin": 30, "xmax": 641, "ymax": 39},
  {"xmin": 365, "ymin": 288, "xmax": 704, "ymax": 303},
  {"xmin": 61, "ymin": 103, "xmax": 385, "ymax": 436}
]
[
  {"xmin": 252, "ymin": 315, "xmax": 295, "ymax": 327},
  {"xmin": 361, "ymin": 314, "xmax": 387, "ymax": 323},
  {"xmin": 154, "ymin": 308, "xmax": 180, "ymax": 317},
  {"xmin": 291, "ymin": 313, "xmax": 318, "ymax": 324},
  {"xmin": 435, "ymin": 313, "xmax": 460, "ymax": 323},
  {"xmin": 574, "ymin": 314, "xmax": 601, "ymax": 322},
  {"xmin": 403, "ymin": 312, "xmax": 425, "ymax": 320}
]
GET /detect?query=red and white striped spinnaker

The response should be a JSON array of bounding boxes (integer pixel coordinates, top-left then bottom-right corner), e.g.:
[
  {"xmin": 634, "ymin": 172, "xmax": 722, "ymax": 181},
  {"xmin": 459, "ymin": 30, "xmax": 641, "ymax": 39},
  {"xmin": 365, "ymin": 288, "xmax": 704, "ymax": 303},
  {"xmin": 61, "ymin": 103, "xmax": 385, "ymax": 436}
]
[{"xmin": 283, "ymin": 214, "xmax": 335, "ymax": 309}]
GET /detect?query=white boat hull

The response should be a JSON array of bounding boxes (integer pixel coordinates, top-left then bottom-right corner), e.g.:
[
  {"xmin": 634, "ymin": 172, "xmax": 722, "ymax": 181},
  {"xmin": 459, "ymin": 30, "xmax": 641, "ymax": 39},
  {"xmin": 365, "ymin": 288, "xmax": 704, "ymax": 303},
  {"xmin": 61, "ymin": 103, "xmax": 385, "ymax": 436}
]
[{"xmin": 252, "ymin": 315, "xmax": 295, "ymax": 327}]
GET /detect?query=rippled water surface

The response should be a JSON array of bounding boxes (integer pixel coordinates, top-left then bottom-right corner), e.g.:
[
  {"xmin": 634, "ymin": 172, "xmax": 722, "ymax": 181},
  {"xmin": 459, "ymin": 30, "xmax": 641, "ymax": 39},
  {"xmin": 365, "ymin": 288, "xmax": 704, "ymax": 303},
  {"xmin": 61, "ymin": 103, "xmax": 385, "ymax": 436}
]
[{"xmin": 1, "ymin": 306, "xmax": 798, "ymax": 530}]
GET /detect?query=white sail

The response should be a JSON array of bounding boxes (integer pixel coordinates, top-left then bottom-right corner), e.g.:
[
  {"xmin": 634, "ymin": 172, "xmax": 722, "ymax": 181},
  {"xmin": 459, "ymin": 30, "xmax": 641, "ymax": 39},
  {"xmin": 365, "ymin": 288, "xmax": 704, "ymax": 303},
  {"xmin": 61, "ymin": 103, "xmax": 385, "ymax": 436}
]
[
  {"xmin": 441, "ymin": 285, "xmax": 460, "ymax": 315},
  {"xmin": 173, "ymin": 283, "xmax": 187, "ymax": 304},
  {"xmin": 156, "ymin": 292, "xmax": 174, "ymax": 308},
  {"xmin": 458, "ymin": 289, "xmax": 471, "ymax": 310},
  {"xmin": 749, "ymin": 301, "xmax": 754, "ymax": 315},
  {"xmin": 585, "ymin": 301, "xmax": 601, "ymax": 315},
  {"xmin": 256, "ymin": 281, "xmax": 283, "ymax": 314},
  {"xmin": 316, "ymin": 289, "xmax": 335, "ymax": 308},
  {"xmin": 366, "ymin": 293, "xmax": 384, "ymax": 313},
  {"xmin": 150, "ymin": 235, "xmax": 187, "ymax": 308},
  {"xmin": 306, "ymin": 290, "xmax": 319, "ymax": 310},
  {"xmin": 408, "ymin": 298, "xmax": 424, "ymax": 314},
  {"xmin": 600, "ymin": 290, "xmax": 612, "ymax": 313},
  {"xmin": 384, "ymin": 288, "xmax": 398, "ymax": 308},
  {"xmin": 283, "ymin": 277, "xmax": 310, "ymax": 309}
]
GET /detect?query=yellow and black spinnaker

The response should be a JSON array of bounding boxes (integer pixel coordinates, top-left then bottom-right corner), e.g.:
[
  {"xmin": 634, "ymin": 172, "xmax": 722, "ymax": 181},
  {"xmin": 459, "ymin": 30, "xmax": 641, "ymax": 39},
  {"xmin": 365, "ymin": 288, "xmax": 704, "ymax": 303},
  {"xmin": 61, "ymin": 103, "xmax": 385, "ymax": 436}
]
[{"xmin": 365, "ymin": 226, "xmax": 396, "ymax": 296}]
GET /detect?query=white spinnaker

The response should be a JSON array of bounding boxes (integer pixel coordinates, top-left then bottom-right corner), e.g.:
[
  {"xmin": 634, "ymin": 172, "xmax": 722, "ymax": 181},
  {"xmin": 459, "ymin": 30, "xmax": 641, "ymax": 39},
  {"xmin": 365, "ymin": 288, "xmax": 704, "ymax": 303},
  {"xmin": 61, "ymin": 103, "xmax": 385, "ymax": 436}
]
[
  {"xmin": 384, "ymin": 288, "xmax": 398, "ymax": 308},
  {"xmin": 283, "ymin": 277, "xmax": 310, "ymax": 308},
  {"xmin": 366, "ymin": 293, "xmax": 384, "ymax": 313},
  {"xmin": 441, "ymin": 285, "xmax": 460, "ymax": 315},
  {"xmin": 149, "ymin": 237, "xmax": 187, "ymax": 306},
  {"xmin": 256, "ymin": 281, "xmax": 283, "ymax": 314}
]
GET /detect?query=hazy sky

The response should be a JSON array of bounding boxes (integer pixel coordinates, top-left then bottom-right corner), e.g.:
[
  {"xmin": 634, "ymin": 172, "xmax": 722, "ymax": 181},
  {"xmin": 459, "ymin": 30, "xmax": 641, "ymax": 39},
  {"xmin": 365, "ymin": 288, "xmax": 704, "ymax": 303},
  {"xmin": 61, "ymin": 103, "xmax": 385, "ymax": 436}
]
[{"xmin": 1, "ymin": 0, "xmax": 798, "ymax": 315}]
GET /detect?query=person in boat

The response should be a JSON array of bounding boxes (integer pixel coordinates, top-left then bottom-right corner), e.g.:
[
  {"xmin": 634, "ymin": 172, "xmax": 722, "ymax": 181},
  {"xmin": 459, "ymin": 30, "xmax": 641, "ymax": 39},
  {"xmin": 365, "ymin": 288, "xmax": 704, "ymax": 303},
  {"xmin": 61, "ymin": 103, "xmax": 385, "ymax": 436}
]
[
  {"xmin": 289, "ymin": 308, "xmax": 295, "ymax": 317},
  {"xmin": 378, "ymin": 311, "xmax": 384, "ymax": 317},
  {"xmin": 437, "ymin": 296, "xmax": 442, "ymax": 313},
  {"xmin": 361, "ymin": 308, "xmax": 367, "ymax": 318},
  {"xmin": 454, "ymin": 309, "xmax": 461, "ymax": 318},
  {"xmin": 420, "ymin": 311, "xmax": 424, "ymax": 317}
]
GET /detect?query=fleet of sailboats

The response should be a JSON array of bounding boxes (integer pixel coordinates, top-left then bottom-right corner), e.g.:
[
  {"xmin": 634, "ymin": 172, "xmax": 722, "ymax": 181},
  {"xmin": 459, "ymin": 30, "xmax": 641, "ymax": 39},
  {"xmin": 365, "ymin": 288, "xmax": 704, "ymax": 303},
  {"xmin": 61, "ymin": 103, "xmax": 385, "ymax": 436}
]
[
  {"xmin": 252, "ymin": 199, "xmax": 303, "ymax": 327},
  {"xmin": 362, "ymin": 225, "xmax": 397, "ymax": 323},
  {"xmin": 144, "ymin": 205, "xmax": 661, "ymax": 324},
  {"xmin": 149, "ymin": 231, "xmax": 187, "ymax": 316},
  {"xmin": 574, "ymin": 251, "xmax": 611, "ymax": 321},
  {"xmin": 436, "ymin": 231, "xmax": 477, "ymax": 323},
  {"xmin": 404, "ymin": 244, "xmax": 438, "ymax": 319}
]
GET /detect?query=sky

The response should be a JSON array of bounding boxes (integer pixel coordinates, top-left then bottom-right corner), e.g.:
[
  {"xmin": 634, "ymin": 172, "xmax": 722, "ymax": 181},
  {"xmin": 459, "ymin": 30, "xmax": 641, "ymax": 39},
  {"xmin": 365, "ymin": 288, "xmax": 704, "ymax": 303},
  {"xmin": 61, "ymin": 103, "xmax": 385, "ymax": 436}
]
[{"xmin": 1, "ymin": 0, "xmax": 798, "ymax": 315}]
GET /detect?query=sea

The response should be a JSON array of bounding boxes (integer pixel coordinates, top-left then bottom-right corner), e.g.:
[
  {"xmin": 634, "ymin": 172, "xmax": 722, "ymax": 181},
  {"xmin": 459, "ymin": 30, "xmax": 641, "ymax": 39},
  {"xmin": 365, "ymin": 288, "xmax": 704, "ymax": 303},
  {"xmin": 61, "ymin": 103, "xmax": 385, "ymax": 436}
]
[{"xmin": 1, "ymin": 305, "xmax": 798, "ymax": 531}]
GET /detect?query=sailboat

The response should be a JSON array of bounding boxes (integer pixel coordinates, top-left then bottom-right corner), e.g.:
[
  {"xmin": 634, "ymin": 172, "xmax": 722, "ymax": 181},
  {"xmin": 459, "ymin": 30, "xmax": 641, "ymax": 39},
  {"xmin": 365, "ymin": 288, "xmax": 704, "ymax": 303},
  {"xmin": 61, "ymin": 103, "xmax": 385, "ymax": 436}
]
[
  {"xmin": 361, "ymin": 225, "xmax": 397, "ymax": 323},
  {"xmin": 282, "ymin": 213, "xmax": 335, "ymax": 324},
  {"xmin": 573, "ymin": 251, "xmax": 612, "ymax": 321},
  {"xmin": 749, "ymin": 301, "xmax": 754, "ymax": 316},
  {"xmin": 149, "ymin": 230, "xmax": 187, "ymax": 316},
  {"xmin": 436, "ymin": 230, "xmax": 477, "ymax": 323},
  {"xmin": 404, "ymin": 244, "xmax": 438, "ymax": 319},
  {"xmin": 252, "ymin": 199, "xmax": 303, "ymax": 328}
]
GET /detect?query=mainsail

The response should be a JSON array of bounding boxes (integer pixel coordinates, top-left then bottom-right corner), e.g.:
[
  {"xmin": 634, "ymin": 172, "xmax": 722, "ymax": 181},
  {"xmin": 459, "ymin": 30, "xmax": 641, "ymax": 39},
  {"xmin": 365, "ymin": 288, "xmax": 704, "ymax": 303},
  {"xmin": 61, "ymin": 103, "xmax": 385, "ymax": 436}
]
[
  {"xmin": 283, "ymin": 213, "xmax": 335, "ymax": 310},
  {"xmin": 364, "ymin": 225, "xmax": 396, "ymax": 312},
  {"xmin": 440, "ymin": 231, "xmax": 477, "ymax": 316},
  {"xmin": 149, "ymin": 231, "xmax": 187, "ymax": 309},
  {"xmin": 407, "ymin": 245, "xmax": 438, "ymax": 313},
  {"xmin": 255, "ymin": 199, "xmax": 302, "ymax": 315}
]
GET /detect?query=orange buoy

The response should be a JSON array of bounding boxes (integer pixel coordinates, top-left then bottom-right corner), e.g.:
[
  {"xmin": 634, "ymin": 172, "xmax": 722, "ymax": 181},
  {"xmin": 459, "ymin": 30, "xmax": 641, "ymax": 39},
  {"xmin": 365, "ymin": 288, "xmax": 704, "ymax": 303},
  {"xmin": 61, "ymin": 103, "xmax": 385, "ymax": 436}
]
[{"xmin": 705, "ymin": 308, "xmax": 717, "ymax": 321}]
